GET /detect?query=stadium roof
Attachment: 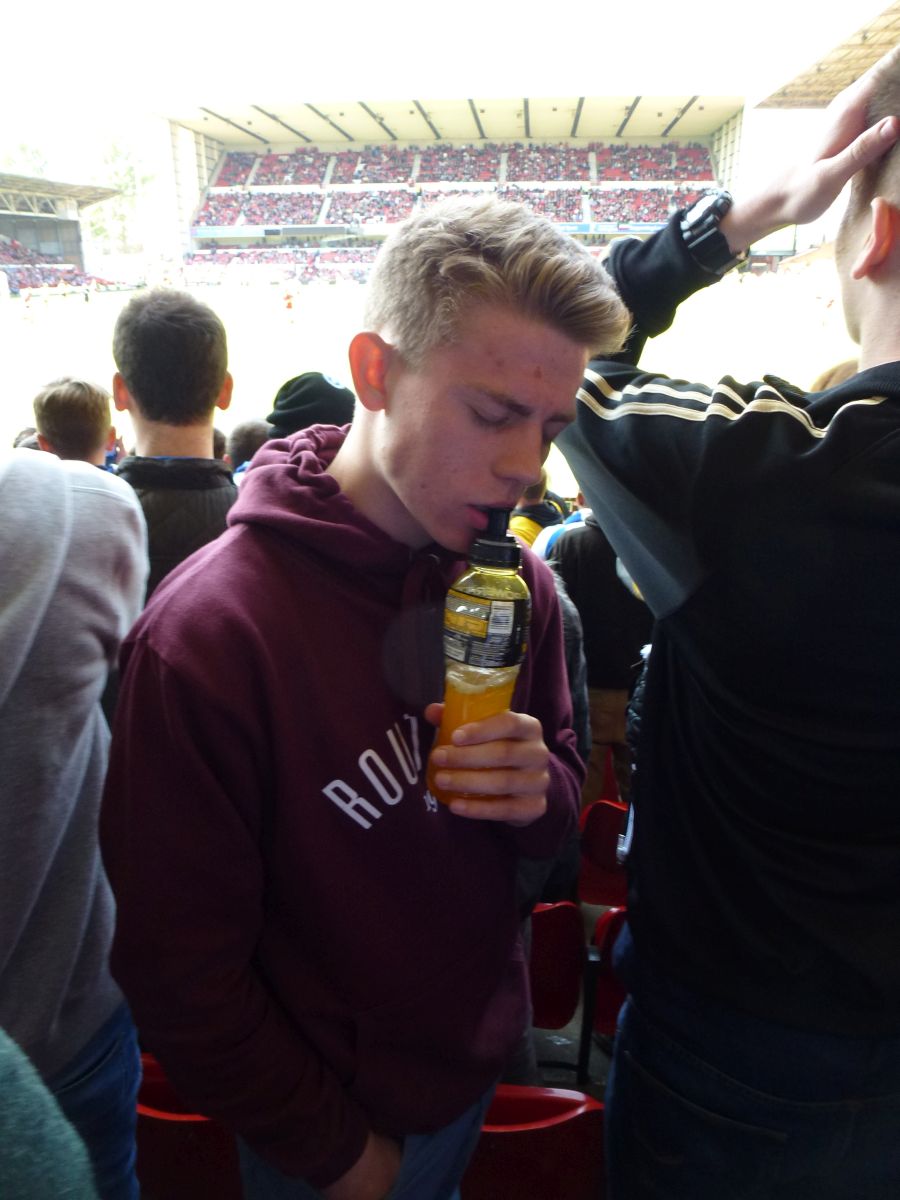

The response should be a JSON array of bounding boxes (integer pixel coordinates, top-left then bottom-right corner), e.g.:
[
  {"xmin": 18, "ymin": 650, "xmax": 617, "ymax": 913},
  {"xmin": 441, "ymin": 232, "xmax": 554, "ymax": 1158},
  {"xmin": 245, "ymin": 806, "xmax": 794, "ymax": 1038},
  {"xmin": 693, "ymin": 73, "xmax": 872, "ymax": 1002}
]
[
  {"xmin": 0, "ymin": 173, "xmax": 117, "ymax": 208},
  {"xmin": 165, "ymin": 4, "xmax": 900, "ymax": 150},
  {"xmin": 760, "ymin": 0, "xmax": 900, "ymax": 107},
  {"xmin": 169, "ymin": 95, "xmax": 744, "ymax": 148}
]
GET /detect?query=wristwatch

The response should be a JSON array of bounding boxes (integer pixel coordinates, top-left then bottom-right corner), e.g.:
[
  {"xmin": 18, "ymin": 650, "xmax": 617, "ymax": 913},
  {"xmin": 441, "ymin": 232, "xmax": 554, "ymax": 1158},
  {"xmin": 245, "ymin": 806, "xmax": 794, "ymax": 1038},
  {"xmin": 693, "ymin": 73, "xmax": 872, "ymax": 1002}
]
[{"xmin": 679, "ymin": 189, "xmax": 746, "ymax": 276}]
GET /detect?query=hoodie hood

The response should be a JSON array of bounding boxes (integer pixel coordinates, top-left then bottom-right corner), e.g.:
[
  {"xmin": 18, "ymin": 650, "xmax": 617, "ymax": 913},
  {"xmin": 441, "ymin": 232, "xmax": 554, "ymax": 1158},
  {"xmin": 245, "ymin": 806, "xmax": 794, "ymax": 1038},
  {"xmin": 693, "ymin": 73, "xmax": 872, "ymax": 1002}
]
[
  {"xmin": 226, "ymin": 424, "xmax": 461, "ymax": 706},
  {"xmin": 229, "ymin": 424, "xmax": 464, "ymax": 596}
]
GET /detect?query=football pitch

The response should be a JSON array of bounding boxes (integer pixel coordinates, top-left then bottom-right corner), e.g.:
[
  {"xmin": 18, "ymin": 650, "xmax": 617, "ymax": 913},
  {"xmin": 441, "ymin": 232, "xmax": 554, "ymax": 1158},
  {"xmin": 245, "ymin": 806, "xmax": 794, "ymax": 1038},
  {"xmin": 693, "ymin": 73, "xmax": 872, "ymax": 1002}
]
[{"xmin": 1, "ymin": 264, "xmax": 857, "ymax": 493}]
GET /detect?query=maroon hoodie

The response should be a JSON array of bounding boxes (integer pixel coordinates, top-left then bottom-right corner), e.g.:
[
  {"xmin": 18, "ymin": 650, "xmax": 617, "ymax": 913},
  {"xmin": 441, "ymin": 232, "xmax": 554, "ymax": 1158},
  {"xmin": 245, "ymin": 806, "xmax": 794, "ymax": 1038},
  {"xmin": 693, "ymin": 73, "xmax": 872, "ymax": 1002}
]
[{"xmin": 101, "ymin": 425, "xmax": 582, "ymax": 1187}]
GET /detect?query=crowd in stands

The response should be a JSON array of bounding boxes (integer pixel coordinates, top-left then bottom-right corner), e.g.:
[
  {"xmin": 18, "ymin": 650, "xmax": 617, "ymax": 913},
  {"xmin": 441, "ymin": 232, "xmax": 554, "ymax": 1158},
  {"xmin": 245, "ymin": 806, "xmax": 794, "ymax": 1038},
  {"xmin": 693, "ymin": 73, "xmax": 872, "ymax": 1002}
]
[
  {"xmin": 243, "ymin": 191, "xmax": 324, "ymax": 225},
  {"xmin": 0, "ymin": 238, "xmax": 62, "ymax": 266},
  {"xmin": 417, "ymin": 144, "xmax": 502, "ymax": 182},
  {"xmin": 215, "ymin": 152, "xmax": 256, "ymax": 186},
  {"xmin": 506, "ymin": 143, "xmax": 593, "ymax": 182},
  {"xmin": 596, "ymin": 141, "xmax": 713, "ymax": 181},
  {"xmin": 589, "ymin": 186, "xmax": 702, "ymax": 224},
  {"xmin": 194, "ymin": 193, "xmax": 245, "ymax": 226},
  {"xmin": 195, "ymin": 191, "xmax": 326, "ymax": 227},
  {"xmin": 330, "ymin": 150, "xmax": 363, "ymax": 184},
  {"xmin": 183, "ymin": 243, "xmax": 379, "ymax": 283},
  {"xmin": 254, "ymin": 149, "xmax": 331, "ymax": 186},
  {"xmin": 497, "ymin": 186, "xmax": 586, "ymax": 222},
  {"xmin": 325, "ymin": 189, "xmax": 416, "ymax": 225},
  {"xmin": 1, "ymin": 238, "xmax": 97, "ymax": 294},
  {"xmin": 353, "ymin": 146, "xmax": 416, "ymax": 183},
  {"xmin": 194, "ymin": 183, "xmax": 704, "ymax": 231},
  {"xmin": 212, "ymin": 140, "xmax": 714, "ymax": 188}
]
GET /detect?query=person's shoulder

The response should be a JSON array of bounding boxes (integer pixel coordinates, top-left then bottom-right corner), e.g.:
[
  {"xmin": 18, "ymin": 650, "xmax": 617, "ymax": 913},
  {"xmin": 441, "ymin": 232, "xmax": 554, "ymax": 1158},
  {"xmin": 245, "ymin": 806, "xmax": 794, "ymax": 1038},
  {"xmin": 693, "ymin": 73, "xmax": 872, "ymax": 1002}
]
[{"xmin": 61, "ymin": 458, "xmax": 146, "ymax": 521}]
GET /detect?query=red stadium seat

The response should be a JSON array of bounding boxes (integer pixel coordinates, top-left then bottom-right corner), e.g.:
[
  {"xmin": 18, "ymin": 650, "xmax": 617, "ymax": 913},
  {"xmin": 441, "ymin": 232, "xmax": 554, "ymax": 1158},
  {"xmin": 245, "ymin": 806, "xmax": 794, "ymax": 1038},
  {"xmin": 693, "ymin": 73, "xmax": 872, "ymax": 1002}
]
[
  {"xmin": 590, "ymin": 907, "xmax": 628, "ymax": 1042},
  {"xmin": 462, "ymin": 1084, "xmax": 605, "ymax": 1199},
  {"xmin": 136, "ymin": 1053, "xmax": 242, "ymax": 1199},
  {"xmin": 578, "ymin": 799, "xmax": 629, "ymax": 907}
]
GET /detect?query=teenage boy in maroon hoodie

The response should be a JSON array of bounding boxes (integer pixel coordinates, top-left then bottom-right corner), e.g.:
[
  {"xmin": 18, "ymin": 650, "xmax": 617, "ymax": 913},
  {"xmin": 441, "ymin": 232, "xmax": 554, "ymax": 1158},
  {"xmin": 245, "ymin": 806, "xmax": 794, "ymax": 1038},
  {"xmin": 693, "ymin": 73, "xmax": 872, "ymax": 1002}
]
[{"xmin": 101, "ymin": 195, "xmax": 629, "ymax": 1200}]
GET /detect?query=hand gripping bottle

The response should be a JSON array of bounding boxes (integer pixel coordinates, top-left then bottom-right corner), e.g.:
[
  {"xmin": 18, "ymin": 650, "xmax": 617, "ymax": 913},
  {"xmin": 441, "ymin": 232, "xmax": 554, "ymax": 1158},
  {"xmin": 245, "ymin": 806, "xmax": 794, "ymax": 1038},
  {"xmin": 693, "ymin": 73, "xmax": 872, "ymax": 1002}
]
[{"xmin": 427, "ymin": 508, "xmax": 531, "ymax": 805}]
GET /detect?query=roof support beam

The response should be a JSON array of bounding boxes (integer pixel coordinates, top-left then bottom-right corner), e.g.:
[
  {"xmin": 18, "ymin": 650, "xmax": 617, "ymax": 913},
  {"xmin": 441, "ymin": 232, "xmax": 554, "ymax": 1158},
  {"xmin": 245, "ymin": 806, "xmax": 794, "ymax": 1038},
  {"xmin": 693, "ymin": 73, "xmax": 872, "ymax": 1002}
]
[
  {"xmin": 616, "ymin": 96, "xmax": 642, "ymax": 138},
  {"xmin": 468, "ymin": 99, "xmax": 486, "ymax": 140},
  {"xmin": 358, "ymin": 102, "xmax": 396, "ymax": 140},
  {"xmin": 414, "ymin": 100, "xmax": 441, "ymax": 140},
  {"xmin": 570, "ymin": 97, "xmax": 585, "ymax": 138},
  {"xmin": 250, "ymin": 106, "xmax": 311, "ymax": 143},
  {"xmin": 524, "ymin": 98, "xmax": 531, "ymax": 139},
  {"xmin": 305, "ymin": 105, "xmax": 353, "ymax": 141},
  {"xmin": 199, "ymin": 107, "xmax": 268, "ymax": 144},
  {"xmin": 663, "ymin": 95, "xmax": 699, "ymax": 136}
]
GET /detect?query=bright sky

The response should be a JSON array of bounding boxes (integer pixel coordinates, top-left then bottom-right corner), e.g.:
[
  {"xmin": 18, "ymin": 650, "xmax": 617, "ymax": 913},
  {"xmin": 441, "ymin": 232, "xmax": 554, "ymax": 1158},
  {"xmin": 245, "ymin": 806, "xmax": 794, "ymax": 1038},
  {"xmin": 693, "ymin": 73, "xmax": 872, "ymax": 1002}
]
[{"xmin": 0, "ymin": 0, "xmax": 891, "ymax": 183}]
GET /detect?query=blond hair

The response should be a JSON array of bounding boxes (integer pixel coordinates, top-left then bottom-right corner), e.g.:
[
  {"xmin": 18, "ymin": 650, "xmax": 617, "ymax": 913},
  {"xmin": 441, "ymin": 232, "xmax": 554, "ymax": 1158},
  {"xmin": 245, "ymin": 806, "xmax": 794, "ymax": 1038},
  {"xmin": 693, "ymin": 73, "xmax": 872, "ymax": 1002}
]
[{"xmin": 364, "ymin": 195, "xmax": 630, "ymax": 366}]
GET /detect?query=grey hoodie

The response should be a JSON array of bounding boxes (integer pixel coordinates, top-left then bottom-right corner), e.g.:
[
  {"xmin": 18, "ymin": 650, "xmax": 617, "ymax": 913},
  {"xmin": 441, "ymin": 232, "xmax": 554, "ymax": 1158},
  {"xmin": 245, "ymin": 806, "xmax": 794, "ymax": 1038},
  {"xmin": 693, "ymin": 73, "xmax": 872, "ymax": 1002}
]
[{"xmin": 0, "ymin": 450, "xmax": 146, "ymax": 1075}]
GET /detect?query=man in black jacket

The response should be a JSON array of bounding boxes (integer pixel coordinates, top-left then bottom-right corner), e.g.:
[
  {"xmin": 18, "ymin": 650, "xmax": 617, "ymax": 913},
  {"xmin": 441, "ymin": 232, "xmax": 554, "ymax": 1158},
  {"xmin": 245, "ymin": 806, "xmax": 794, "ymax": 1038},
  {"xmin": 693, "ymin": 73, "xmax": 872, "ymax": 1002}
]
[
  {"xmin": 559, "ymin": 47, "xmax": 900, "ymax": 1200},
  {"xmin": 113, "ymin": 289, "xmax": 237, "ymax": 598}
]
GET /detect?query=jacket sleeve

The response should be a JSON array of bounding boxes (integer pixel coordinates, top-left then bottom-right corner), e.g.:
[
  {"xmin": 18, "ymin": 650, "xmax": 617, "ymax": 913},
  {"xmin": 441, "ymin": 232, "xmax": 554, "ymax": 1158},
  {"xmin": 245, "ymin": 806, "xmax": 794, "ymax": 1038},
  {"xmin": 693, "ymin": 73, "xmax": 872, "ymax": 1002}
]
[
  {"xmin": 558, "ymin": 215, "xmax": 767, "ymax": 619},
  {"xmin": 504, "ymin": 553, "xmax": 584, "ymax": 858},
  {"xmin": 604, "ymin": 208, "xmax": 724, "ymax": 363},
  {"xmin": 100, "ymin": 634, "xmax": 369, "ymax": 1188}
]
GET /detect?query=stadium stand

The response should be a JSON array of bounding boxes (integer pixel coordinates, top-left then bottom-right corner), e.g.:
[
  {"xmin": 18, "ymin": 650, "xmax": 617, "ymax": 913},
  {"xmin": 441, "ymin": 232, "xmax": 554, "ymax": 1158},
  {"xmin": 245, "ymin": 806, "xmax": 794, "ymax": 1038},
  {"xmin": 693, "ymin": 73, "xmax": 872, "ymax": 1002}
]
[
  {"xmin": 417, "ymin": 144, "xmax": 503, "ymax": 182},
  {"xmin": 187, "ymin": 140, "xmax": 720, "ymax": 288},
  {"xmin": 353, "ymin": 146, "xmax": 416, "ymax": 183},
  {"xmin": 254, "ymin": 150, "xmax": 330, "ymax": 186},
  {"xmin": 497, "ymin": 187, "xmax": 586, "ymax": 222},
  {"xmin": 214, "ymin": 152, "xmax": 256, "ymax": 186},
  {"xmin": 325, "ymin": 189, "xmax": 416, "ymax": 224},
  {"xmin": 506, "ymin": 144, "xmax": 593, "ymax": 182}
]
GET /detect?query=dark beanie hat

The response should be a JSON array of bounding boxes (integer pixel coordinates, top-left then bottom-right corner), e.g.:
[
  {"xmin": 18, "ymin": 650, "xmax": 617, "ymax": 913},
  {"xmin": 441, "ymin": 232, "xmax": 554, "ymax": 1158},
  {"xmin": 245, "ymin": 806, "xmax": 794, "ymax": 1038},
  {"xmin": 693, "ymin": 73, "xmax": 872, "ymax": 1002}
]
[{"xmin": 266, "ymin": 372, "xmax": 355, "ymax": 438}]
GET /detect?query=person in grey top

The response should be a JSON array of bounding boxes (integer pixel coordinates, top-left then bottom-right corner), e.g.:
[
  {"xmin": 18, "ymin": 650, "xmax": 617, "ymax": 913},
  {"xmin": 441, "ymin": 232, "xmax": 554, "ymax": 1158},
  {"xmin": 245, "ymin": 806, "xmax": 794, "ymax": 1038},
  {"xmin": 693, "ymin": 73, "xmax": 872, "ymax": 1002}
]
[{"xmin": 0, "ymin": 448, "xmax": 147, "ymax": 1198}]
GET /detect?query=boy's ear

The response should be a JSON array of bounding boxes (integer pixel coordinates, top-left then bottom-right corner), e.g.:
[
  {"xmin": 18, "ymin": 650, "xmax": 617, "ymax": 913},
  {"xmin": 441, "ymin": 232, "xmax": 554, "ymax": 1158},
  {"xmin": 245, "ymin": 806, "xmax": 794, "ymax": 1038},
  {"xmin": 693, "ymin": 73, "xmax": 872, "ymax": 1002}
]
[
  {"xmin": 851, "ymin": 197, "xmax": 899, "ymax": 279},
  {"xmin": 215, "ymin": 371, "xmax": 234, "ymax": 412},
  {"xmin": 348, "ymin": 332, "xmax": 393, "ymax": 412},
  {"xmin": 112, "ymin": 373, "xmax": 132, "ymax": 414}
]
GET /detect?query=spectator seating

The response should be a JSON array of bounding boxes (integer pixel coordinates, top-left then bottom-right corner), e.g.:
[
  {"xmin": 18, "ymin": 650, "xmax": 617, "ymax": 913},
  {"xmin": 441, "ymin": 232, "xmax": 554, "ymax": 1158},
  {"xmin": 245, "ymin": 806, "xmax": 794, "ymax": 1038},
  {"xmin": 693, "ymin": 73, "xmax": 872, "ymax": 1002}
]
[
  {"xmin": 418, "ymin": 144, "xmax": 503, "ymax": 182},
  {"xmin": 137, "ymin": 1055, "xmax": 606, "ymax": 1199},
  {"xmin": 506, "ymin": 144, "xmax": 592, "ymax": 182},
  {"xmin": 498, "ymin": 186, "xmax": 585, "ymax": 222},
  {"xmin": 462, "ymin": 1085, "xmax": 606, "ymax": 1200},
  {"xmin": 216, "ymin": 152, "xmax": 256, "ymax": 187},
  {"xmin": 254, "ymin": 149, "xmax": 330, "ymax": 186},
  {"xmin": 136, "ymin": 1054, "xmax": 241, "ymax": 1199},
  {"xmin": 353, "ymin": 146, "xmax": 416, "ymax": 183},
  {"xmin": 325, "ymin": 190, "xmax": 416, "ymax": 224}
]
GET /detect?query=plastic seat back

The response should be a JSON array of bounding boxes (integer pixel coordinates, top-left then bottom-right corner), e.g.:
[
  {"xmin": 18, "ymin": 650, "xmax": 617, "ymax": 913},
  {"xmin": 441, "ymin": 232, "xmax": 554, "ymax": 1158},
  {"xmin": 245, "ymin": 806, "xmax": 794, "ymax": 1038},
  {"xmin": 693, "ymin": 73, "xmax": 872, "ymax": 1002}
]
[
  {"xmin": 592, "ymin": 907, "xmax": 628, "ymax": 1038},
  {"xmin": 462, "ymin": 1083, "xmax": 605, "ymax": 1199},
  {"xmin": 578, "ymin": 799, "xmax": 629, "ymax": 906},
  {"xmin": 529, "ymin": 900, "xmax": 585, "ymax": 1030},
  {"xmin": 136, "ymin": 1053, "xmax": 242, "ymax": 1199}
]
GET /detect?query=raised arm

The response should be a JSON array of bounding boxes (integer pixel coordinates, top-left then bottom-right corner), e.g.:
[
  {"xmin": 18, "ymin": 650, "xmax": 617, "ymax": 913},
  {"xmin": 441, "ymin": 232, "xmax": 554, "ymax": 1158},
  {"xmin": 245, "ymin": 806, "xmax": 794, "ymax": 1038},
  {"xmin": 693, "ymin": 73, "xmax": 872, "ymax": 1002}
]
[{"xmin": 722, "ymin": 46, "xmax": 900, "ymax": 255}]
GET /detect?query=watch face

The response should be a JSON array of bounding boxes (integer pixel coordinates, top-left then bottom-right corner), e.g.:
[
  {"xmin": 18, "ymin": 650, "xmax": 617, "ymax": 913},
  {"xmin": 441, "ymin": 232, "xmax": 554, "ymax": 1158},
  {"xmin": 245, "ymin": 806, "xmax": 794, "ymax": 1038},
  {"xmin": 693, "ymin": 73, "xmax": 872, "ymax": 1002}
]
[
  {"xmin": 688, "ymin": 191, "xmax": 730, "ymax": 225},
  {"xmin": 693, "ymin": 193, "xmax": 719, "ymax": 218}
]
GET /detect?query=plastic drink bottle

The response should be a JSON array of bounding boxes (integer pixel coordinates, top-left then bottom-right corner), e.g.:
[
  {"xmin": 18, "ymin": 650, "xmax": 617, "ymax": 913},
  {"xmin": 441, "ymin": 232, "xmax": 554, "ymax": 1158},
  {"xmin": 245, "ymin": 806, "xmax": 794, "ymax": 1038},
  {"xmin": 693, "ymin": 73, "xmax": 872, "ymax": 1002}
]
[{"xmin": 427, "ymin": 508, "xmax": 531, "ymax": 804}]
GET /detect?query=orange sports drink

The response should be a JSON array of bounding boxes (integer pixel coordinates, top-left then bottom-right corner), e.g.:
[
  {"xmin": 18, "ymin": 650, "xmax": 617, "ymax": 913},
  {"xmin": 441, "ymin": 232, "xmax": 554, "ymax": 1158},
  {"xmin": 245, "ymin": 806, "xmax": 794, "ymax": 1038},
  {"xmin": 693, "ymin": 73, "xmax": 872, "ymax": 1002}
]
[{"xmin": 427, "ymin": 509, "xmax": 530, "ymax": 805}]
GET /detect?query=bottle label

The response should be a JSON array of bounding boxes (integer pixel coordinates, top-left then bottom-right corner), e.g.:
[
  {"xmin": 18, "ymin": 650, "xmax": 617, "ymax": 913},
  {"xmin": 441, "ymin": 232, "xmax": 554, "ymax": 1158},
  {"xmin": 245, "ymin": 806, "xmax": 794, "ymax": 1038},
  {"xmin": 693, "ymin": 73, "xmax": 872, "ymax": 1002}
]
[{"xmin": 443, "ymin": 591, "xmax": 530, "ymax": 669}]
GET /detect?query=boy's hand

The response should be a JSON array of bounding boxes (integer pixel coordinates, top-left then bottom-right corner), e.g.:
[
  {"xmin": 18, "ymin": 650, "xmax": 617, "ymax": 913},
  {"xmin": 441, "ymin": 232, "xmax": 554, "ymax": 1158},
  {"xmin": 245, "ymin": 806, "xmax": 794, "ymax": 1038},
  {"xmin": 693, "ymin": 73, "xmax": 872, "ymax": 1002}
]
[
  {"xmin": 321, "ymin": 1132, "xmax": 402, "ymax": 1200},
  {"xmin": 425, "ymin": 703, "xmax": 550, "ymax": 826}
]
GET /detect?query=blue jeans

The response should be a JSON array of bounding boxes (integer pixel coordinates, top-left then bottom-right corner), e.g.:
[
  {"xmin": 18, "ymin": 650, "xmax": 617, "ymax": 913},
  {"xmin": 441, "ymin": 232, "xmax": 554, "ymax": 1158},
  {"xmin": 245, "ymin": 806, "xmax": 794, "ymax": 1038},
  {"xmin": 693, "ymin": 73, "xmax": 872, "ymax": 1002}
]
[
  {"xmin": 45, "ymin": 1003, "xmax": 141, "ymax": 1200},
  {"xmin": 606, "ymin": 933, "xmax": 900, "ymax": 1199},
  {"xmin": 238, "ymin": 1087, "xmax": 494, "ymax": 1200}
]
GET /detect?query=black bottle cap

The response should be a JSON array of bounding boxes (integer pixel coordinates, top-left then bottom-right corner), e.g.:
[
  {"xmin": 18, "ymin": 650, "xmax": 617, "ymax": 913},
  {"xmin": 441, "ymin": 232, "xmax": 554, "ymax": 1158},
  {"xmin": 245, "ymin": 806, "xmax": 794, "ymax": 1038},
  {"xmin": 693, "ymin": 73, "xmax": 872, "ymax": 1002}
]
[{"xmin": 469, "ymin": 507, "xmax": 522, "ymax": 569}]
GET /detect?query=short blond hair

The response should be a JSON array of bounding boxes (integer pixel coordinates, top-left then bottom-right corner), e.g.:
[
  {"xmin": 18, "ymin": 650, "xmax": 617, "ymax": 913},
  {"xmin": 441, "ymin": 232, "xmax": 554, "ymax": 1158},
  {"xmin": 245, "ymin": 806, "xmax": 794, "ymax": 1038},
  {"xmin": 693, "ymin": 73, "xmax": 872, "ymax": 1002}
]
[
  {"xmin": 364, "ymin": 195, "xmax": 630, "ymax": 366},
  {"xmin": 32, "ymin": 377, "xmax": 111, "ymax": 461}
]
